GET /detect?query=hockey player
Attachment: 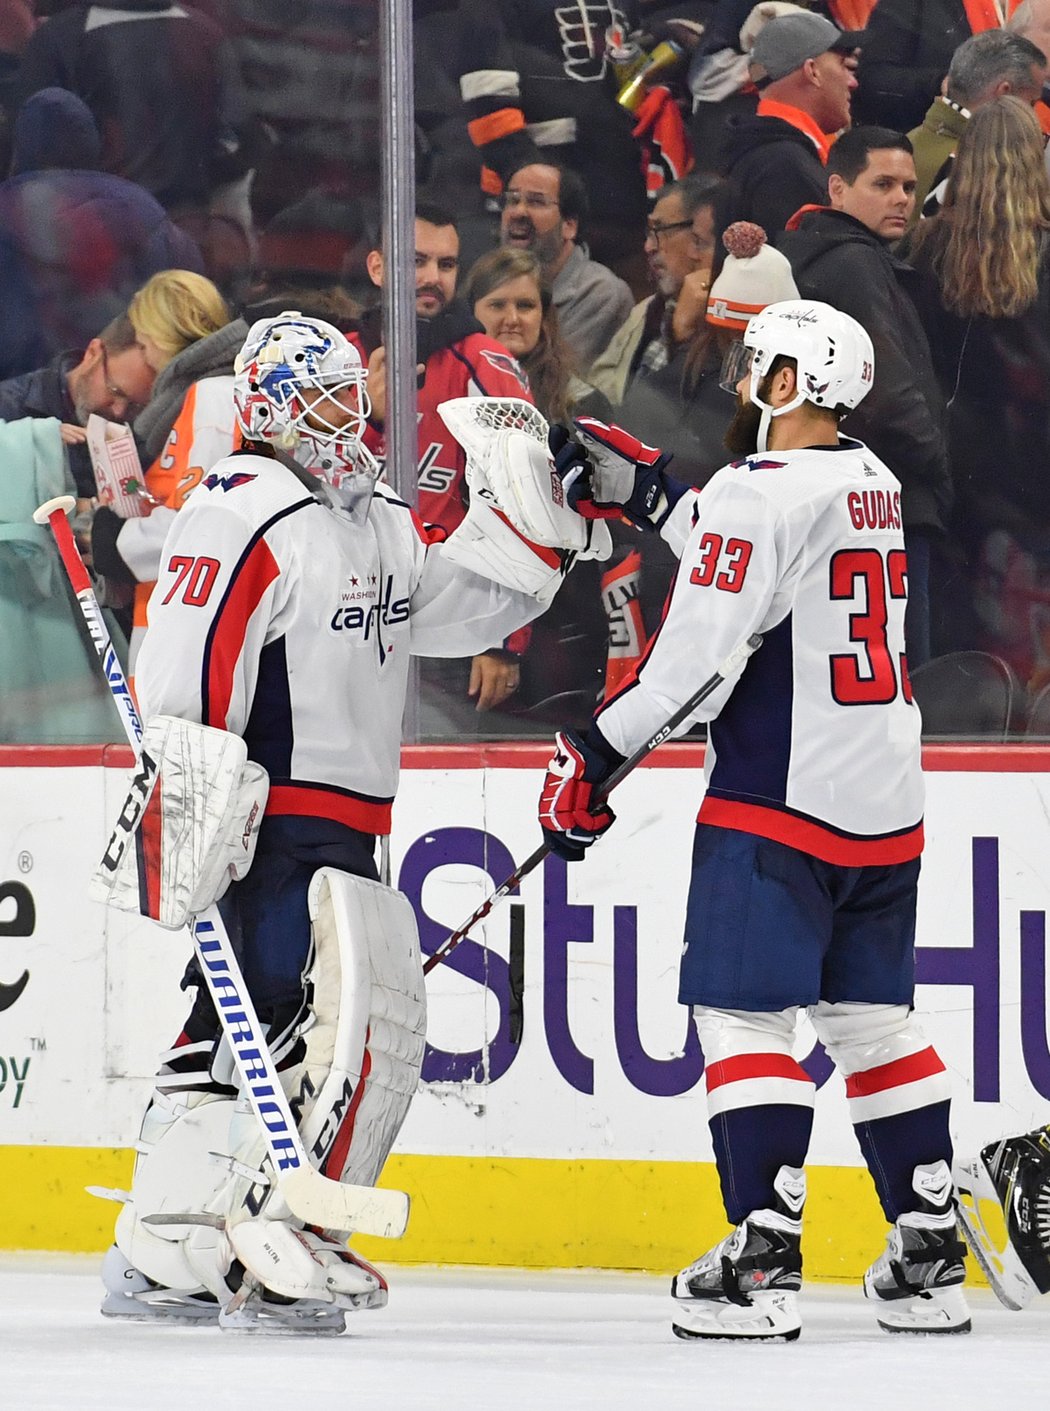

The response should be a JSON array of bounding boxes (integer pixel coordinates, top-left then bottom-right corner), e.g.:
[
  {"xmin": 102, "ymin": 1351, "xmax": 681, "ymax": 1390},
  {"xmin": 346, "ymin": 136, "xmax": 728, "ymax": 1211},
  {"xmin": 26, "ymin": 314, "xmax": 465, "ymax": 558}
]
[
  {"xmin": 954, "ymin": 1124, "xmax": 1050, "ymax": 1311},
  {"xmin": 537, "ymin": 299, "xmax": 970, "ymax": 1340},
  {"xmin": 97, "ymin": 311, "xmax": 610, "ymax": 1332}
]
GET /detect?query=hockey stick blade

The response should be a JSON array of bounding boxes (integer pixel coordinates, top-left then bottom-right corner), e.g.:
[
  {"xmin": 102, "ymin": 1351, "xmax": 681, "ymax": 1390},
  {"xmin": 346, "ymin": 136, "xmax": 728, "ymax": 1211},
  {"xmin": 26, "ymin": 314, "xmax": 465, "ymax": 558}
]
[{"xmin": 279, "ymin": 1168, "xmax": 410, "ymax": 1240}]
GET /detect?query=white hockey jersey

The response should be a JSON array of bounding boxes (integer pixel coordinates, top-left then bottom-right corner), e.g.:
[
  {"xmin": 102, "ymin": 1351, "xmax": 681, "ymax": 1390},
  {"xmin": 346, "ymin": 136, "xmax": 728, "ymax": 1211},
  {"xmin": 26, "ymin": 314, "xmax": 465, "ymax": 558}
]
[
  {"xmin": 134, "ymin": 451, "xmax": 545, "ymax": 835},
  {"xmin": 595, "ymin": 439, "xmax": 924, "ymax": 866}
]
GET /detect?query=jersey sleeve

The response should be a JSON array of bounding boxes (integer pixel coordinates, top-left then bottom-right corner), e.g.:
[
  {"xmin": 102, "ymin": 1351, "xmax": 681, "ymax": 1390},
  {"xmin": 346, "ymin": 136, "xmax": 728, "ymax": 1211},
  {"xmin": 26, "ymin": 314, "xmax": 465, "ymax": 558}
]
[
  {"xmin": 595, "ymin": 474, "xmax": 788, "ymax": 756},
  {"xmin": 406, "ymin": 537, "xmax": 545, "ymax": 658},
  {"xmin": 133, "ymin": 498, "xmax": 289, "ymax": 732}
]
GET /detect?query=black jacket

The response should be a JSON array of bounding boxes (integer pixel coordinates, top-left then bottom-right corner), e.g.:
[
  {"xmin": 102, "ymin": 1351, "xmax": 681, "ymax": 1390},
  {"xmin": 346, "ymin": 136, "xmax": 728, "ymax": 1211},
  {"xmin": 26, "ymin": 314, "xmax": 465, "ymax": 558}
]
[
  {"xmin": 720, "ymin": 114, "xmax": 829, "ymax": 236},
  {"xmin": 0, "ymin": 349, "xmax": 94, "ymax": 495},
  {"xmin": 854, "ymin": 0, "xmax": 970, "ymax": 132},
  {"xmin": 14, "ymin": 0, "xmax": 242, "ymax": 208},
  {"xmin": 778, "ymin": 207, "xmax": 949, "ymax": 533}
]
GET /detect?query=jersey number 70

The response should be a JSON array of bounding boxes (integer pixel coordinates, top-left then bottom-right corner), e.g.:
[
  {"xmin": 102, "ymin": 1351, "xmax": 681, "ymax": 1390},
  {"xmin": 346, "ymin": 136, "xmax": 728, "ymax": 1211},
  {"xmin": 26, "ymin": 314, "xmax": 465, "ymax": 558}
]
[{"xmin": 829, "ymin": 548, "xmax": 911, "ymax": 705}]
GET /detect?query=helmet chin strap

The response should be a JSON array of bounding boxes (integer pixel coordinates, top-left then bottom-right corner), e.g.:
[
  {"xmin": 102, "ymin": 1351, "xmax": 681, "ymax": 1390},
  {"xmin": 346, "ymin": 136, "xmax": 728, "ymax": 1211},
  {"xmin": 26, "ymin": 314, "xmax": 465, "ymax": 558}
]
[{"xmin": 748, "ymin": 367, "xmax": 808, "ymax": 453}]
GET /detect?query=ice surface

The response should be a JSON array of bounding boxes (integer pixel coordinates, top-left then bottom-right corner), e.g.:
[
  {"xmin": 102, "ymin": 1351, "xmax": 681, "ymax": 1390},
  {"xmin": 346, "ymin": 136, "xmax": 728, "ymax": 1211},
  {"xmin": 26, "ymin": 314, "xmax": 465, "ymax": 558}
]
[{"xmin": 2, "ymin": 1256, "xmax": 1048, "ymax": 1411}]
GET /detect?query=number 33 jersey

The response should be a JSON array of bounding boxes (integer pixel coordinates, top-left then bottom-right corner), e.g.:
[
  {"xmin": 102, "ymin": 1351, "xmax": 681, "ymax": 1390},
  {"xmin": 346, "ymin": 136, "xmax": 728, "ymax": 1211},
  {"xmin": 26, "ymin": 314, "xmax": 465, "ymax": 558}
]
[{"xmin": 595, "ymin": 440, "xmax": 924, "ymax": 865}]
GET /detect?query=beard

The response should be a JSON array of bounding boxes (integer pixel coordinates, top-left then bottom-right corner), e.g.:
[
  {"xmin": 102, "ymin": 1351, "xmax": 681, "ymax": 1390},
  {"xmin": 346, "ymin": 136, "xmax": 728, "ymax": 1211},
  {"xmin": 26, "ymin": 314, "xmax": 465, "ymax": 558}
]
[{"xmin": 723, "ymin": 396, "xmax": 764, "ymax": 458}]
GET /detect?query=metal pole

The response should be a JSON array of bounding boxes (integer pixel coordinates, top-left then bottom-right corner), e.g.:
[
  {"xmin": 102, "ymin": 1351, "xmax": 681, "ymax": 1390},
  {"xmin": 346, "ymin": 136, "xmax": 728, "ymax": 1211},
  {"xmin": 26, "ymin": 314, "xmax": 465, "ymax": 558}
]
[{"xmin": 379, "ymin": 0, "xmax": 420, "ymax": 738}]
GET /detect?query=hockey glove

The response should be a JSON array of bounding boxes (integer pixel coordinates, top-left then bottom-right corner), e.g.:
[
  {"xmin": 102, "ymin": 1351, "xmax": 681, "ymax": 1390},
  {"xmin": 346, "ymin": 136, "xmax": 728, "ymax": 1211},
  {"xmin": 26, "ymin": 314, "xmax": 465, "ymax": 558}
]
[
  {"xmin": 548, "ymin": 418, "xmax": 685, "ymax": 532},
  {"xmin": 538, "ymin": 728, "xmax": 618, "ymax": 862}
]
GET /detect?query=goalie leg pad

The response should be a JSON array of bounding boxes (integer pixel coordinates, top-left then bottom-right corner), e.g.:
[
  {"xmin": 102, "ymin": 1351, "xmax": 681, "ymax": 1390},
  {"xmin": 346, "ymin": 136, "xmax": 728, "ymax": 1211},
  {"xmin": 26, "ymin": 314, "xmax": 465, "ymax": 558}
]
[
  {"xmin": 89, "ymin": 714, "xmax": 269, "ymax": 929},
  {"xmin": 181, "ymin": 870, "xmax": 425, "ymax": 1305}
]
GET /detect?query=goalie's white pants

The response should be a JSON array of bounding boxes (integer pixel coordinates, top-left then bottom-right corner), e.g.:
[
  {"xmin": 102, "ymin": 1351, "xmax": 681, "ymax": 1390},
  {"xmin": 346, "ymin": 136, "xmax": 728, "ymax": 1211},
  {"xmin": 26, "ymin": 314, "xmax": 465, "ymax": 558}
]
[{"xmin": 115, "ymin": 869, "xmax": 426, "ymax": 1307}]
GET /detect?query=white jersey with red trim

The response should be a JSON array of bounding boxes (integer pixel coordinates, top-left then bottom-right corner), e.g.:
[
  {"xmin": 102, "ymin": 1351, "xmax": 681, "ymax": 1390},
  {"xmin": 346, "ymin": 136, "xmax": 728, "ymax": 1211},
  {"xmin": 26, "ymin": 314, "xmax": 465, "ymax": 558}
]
[
  {"xmin": 134, "ymin": 450, "xmax": 544, "ymax": 835},
  {"xmin": 595, "ymin": 438, "xmax": 924, "ymax": 866}
]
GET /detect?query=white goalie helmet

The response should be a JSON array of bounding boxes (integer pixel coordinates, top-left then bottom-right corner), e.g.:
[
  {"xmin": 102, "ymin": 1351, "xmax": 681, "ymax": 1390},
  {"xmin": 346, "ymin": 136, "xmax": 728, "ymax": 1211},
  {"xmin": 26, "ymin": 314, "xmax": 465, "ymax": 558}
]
[
  {"xmin": 723, "ymin": 299, "xmax": 875, "ymax": 451},
  {"xmin": 233, "ymin": 311, "xmax": 379, "ymax": 520}
]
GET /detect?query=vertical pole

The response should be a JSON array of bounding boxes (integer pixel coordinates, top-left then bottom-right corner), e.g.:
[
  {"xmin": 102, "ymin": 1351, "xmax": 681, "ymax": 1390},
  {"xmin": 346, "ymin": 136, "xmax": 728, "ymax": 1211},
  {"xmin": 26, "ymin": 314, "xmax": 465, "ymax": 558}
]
[{"xmin": 380, "ymin": 0, "xmax": 420, "ymax": 739}]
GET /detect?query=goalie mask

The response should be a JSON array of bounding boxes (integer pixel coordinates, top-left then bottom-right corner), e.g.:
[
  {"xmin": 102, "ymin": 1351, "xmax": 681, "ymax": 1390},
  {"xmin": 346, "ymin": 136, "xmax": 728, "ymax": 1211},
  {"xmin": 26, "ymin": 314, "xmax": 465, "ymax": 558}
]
[
  {"xmin": 723, "ymin": 299, "xmax": 874, "ymax": 453},
  {"xmin": 234, "ymin": 312, "xmax": 380, "ymax": 522}
]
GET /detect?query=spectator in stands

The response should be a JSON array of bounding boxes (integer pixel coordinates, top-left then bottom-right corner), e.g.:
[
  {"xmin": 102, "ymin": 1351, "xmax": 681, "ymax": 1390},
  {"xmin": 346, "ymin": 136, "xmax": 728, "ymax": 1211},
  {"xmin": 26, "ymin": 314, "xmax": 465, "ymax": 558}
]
[
  {"xmin": 779, "ymin": 125, "xmax": 950, "ymax": 666},
  {"xmin": 14, "ymin": 0, "xmax": 248, "ymax": 215},
  {"xmin": 0, "ymin": 87, "xmax": 202, "ymax": 380},
  {"xmin": 361, "ymin": 201, "xmax": 538, "ymax": 721},
  {"xmin": 463, "ymin": 247, "xmax": 612, "ymax": 426},
  {"xmin": 855, "ymin": 0, "xmax": 1008, "ymax": 132},
  {"xmin": 1007, "ymin": 0, "xmax": 1050, "ymax": 141},
  {"xmin": 464, "ymin": 245, "xmax": 613, "ymax": 719},
  {"xmin": 903, "ymin": 97, "xmax": 1050, "ymax": 683},
  {"xmin": 89, "ymin": 270, "xmax": 246, "ymax": 665},
  {"xmin": 0, "ymin": 312, "xmax": 154, "ymax": 499},
  {"xmin": 589, "ymin": 173, "xmax": 723, "ymax": 409},
  {"xmin": 908, "ymin": 30, "xmax": 1046, "ymax": 221},
  {"xmin": 722, "ymin": 11, "xmax": 863, "ymax": 234},
  {"xmin": 499, "ymin": 161, "xmax": 634, "ymax": 371},
  {"xmin": 452, "ymin": 0, "xmax": 649, "ymax": 276}
]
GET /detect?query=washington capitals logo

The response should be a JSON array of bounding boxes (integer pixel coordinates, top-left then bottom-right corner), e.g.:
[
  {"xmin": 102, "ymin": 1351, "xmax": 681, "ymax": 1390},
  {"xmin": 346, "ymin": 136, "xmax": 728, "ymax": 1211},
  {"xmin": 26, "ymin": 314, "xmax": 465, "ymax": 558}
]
[
  {"xmin": 204, "ymin": 471, "xmax": 257, "ymax": 492},
  {"xmin": 479, "ymin": 348, "xmax": 529, "ymax": 391}
]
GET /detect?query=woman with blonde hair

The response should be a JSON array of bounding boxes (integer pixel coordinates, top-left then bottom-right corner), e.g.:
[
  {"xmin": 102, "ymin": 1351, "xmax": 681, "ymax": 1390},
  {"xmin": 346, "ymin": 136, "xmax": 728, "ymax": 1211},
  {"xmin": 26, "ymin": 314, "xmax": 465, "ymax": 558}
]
[
  {"xmin": 904, "ymin": 96, "xmax": 1050, "ymax": 681},
  {"xmin": 90, "ymin": 270, "xmax": 249, "ymax": 668}
]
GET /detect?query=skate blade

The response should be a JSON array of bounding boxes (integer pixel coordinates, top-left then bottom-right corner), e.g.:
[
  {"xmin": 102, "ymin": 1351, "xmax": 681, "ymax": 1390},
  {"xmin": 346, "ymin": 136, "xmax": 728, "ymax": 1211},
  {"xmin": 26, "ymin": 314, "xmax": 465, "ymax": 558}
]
[
  {"xmin": 218, "ymin": 1301, "xmax": 347, "ymax": 1335},
  {"xmin": 670, "ymin": 1290, "xmax": 801, "ymax": 1342},
  {"xmin": 873, "ymin": 1287, "xmax": 971, "ymax": 1335},
  {"xmin": 101, "ymin": 1293, "xmax": 218, "ymax": 1325}
]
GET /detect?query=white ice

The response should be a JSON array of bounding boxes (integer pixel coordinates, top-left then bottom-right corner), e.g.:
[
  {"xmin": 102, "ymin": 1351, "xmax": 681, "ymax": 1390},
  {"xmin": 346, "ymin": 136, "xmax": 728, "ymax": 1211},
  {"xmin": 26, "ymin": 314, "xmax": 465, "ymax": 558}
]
[{"xmin": 2, "ymin": 1256, "xmax": 1048, "ymax": 1411}]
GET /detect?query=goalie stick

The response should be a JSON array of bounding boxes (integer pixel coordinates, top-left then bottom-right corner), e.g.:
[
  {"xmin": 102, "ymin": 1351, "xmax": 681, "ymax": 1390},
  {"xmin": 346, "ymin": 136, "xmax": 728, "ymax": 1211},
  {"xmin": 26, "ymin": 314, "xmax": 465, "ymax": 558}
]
[
  {"xmin": 34, "ymin": 495, "xmax": 409, "ymax": 1240},
  {"xmin": 422, "ymin": 632, "xmax": 763, "ymax": 974}
]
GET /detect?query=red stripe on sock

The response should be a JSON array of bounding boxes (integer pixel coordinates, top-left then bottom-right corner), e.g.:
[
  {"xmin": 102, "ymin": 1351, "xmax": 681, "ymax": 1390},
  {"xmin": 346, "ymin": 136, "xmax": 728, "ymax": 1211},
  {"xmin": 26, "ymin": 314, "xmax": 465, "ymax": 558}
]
[
  {"xmin": 844, "ymin": 1046, "xmax": 946, "ymax": 1098},
  {"xmin": 705, "ymin": 1052, "xmax": 811, "ymax": 1091}
]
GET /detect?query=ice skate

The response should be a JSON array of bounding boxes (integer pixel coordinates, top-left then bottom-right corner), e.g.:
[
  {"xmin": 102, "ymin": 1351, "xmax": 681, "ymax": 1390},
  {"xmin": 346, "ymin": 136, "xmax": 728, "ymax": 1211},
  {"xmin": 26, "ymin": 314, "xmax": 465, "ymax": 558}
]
[
  {"xmin": 864, "ymin": 1161, "xmax": 970, "ymax": 1334},
  {"xmin": 671, "ymin": 1166, "xmax": 805, "ymax": 1342},
  {"xmin": 954, "ymin": 1124, "xmax": 1050, "ymax": 1310},
  {"xmin": 100, "ymin": 1244, "xmax": 219, "ymax": 1324}
]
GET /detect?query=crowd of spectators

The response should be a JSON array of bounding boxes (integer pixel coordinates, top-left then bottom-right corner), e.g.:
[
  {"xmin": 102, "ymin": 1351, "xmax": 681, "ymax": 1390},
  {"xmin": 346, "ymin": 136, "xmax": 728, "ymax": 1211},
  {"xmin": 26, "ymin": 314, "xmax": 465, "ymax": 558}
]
[{"xmin": 2, "ymin": 0, "xmax": 1050, "ymax": 742}]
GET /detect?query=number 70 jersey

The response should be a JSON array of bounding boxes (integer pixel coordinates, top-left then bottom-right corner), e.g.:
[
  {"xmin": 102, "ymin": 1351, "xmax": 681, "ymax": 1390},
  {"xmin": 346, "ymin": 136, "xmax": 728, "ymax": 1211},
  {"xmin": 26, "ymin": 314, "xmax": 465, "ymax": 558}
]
[{"xmin": 595, "ymin": 439, "xmax": 925, "ymax": 866}]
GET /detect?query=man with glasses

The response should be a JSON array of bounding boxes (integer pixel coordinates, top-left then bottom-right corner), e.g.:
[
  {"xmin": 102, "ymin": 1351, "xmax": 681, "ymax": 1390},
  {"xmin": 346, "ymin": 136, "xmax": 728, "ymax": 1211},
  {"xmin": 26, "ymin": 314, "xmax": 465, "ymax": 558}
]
[
  {"xmin": 499, "ymin": 161, "xmax": 633, "ymax": 370},
  {"xmin": 0, "ymin": 313, "xmax": 154, "ymax": 499},
  {"xmin": 590, "ymin": 174, "xmax": 722, "ymax": 407}
]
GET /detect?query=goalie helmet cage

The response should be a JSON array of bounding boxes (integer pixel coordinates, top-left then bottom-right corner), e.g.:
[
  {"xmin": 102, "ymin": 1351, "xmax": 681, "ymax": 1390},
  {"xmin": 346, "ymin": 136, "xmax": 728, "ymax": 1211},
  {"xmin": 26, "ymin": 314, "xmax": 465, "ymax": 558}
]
[{"xmin": 32, "ymin": 494, "xmax": 409, "ymax": 1240}]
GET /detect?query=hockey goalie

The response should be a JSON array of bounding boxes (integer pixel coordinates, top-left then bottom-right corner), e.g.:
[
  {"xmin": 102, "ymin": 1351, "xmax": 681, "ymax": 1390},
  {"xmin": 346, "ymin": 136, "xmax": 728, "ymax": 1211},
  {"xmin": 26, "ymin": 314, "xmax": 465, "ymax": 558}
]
[{"xmin": 90, "ymin": 312, "xmax": 610, "ymax": 1332}]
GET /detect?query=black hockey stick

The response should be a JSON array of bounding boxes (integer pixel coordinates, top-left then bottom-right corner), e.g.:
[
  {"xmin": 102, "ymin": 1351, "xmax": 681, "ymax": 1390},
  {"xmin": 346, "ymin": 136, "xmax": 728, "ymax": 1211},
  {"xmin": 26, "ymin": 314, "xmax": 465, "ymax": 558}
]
[{"xmin": 422, "ymin": 632, "xmax": 763, "ymax": 974}]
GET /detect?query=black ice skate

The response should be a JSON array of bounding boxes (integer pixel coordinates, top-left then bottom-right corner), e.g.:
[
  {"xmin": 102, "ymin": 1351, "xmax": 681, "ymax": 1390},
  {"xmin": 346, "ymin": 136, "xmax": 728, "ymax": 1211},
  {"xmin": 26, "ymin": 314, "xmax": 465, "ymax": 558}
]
[
  {"xmin": 864, "ymin": 1160, "xmax": 970, "ymax": 1334},
  {"xmin": 954, "ymin": 1124, "xmax": 1050, "ymax": 1310},
  {"xmin": 670, "ymin": 1165, "xmax": 805, "ymax": 1341}
]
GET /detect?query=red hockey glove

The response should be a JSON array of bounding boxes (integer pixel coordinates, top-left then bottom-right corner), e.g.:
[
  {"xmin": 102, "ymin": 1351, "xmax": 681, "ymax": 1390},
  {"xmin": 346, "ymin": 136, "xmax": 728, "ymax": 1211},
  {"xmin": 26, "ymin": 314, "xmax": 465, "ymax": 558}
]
[
  {"xmin": 548, "ymin": 418, "xmax": 685, "ymax": 531},
  {"xmin": 538, "ymin": 729, "xmax": 617, "ymax": 862}
]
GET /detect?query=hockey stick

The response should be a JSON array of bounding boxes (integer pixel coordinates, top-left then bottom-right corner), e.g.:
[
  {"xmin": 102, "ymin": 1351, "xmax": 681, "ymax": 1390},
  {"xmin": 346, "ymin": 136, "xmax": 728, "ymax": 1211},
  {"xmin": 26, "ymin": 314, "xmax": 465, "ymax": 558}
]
[
  {"xmin": 34, "ymin": 495, "xmax": 409, "ymax": 1239},
  {"xmin": 422, "ymin": 631, "xmax": 762, "ymax": 974}
]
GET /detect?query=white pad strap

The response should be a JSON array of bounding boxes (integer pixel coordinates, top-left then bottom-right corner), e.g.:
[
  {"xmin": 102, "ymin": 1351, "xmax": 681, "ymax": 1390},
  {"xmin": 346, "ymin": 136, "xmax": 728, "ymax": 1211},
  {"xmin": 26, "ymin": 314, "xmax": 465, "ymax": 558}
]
[{"xmin": 89, "ymin": 714, "xmax": 269, "ymax": 929}]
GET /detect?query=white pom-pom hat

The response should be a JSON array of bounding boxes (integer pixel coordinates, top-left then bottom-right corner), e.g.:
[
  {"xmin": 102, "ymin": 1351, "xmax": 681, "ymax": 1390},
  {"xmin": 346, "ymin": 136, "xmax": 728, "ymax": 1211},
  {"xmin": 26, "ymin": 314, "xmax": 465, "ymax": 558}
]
[{"xmin": 706, "ymin": 222, "xmax": 800, "ymax": 331}]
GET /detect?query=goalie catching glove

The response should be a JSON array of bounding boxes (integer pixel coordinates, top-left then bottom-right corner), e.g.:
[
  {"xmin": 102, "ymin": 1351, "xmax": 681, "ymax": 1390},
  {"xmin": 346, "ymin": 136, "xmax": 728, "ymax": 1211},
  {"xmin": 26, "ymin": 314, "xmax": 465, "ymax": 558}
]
[
  {"xmin": 549, "ymin": 417, "xmax": 687, "ymax": 532},
  {"xmin": 438, "ymin": 397, "xmax": 611, "ymax": 603},
  {"xmin": 89, "ymin": 715, "xmax": 269, "ymax": 928},
  {"xmin": 538, "ymin": 727, "xmax": 623, "ymax": 861}
]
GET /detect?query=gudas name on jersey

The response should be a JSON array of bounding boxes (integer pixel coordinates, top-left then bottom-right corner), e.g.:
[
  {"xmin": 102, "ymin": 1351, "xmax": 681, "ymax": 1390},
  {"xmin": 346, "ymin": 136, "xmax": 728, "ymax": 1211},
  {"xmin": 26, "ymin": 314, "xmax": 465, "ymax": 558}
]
[{"xmin": 847, "ymin": 487, "xmax": 902, "ymax": 533}]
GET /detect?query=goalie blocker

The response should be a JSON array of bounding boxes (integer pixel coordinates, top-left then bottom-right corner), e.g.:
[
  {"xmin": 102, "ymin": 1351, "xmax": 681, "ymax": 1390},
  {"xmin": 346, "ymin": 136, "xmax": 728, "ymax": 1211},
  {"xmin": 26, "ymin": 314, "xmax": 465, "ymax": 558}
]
[{"xmin": 111, "ymin": 869, "xmax": 426, "ymax": 1323}]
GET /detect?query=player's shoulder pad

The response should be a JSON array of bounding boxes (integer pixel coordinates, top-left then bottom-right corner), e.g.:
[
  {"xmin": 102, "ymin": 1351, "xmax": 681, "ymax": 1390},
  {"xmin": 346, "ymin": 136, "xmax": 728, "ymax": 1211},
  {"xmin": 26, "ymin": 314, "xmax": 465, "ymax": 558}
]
[{"xmin": 192, "ymin": 451, "xmax": 314, "ymax": 520}]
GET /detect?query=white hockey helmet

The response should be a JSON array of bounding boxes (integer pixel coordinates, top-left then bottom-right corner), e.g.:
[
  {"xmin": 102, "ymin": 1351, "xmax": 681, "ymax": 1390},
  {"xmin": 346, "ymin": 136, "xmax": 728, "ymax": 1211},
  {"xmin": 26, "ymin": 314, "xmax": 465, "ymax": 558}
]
[
  {"xmin": 723, "ymin": 299, "xmax": 874, "ymax": 451},
  {"xmin": 233, "ymin": 311, "xmax": 379, "ymax": 519}
]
